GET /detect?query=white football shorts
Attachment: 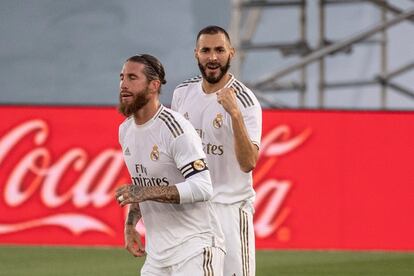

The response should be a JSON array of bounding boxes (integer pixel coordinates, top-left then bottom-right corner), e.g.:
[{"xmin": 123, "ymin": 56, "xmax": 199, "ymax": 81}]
[
  {"xmin": 141, "ymin": 246, "xmax": 224, "ymax": 276},
  {"xmin": 213, "ymin": 201, "xmax": 256, "ymax": 276}
]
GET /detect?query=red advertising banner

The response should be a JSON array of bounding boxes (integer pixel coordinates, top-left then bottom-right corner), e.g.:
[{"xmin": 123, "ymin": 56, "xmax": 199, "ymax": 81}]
[
  {"xmin": 0, "ymin": 106, "xmax": 413, "ymax": 251},
  {"xmin": 256, "ymin": 109, "xmax": 414, "ymax": 251}
]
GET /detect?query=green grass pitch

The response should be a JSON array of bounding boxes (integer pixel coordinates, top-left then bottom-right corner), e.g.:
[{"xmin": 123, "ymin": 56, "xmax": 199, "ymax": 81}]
[{"xmin": 0, "ymin": 246, "xmax": 413, "ymax": 275}]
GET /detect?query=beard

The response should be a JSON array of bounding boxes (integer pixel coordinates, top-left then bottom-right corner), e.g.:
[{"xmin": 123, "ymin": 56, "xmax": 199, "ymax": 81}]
[
  {"xmin": 198, "ymin": 57, "xmax": 231, "ymax": 84},
  {"xmin": 118, "ymin": 88, "xmax": 150, "ymax": 117}
]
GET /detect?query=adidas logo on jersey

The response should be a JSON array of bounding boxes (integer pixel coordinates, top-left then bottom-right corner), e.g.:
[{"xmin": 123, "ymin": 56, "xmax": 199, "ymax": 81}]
[
  {"xmin": 184, "ymin": 112, "xmax": 190, "ymax": 120},
  {"xmin": 124, "ymin": 147, "xmax": 131, "ymax": 156}
]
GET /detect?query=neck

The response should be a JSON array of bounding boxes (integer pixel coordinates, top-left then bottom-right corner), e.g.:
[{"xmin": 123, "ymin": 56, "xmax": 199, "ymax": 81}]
[
  {"xmin": 202, "ymin": 73, "xmax": 232, "ymax": 94},
  {"xmin": 133, "ymin": 98, "xmax": 160, "ymax": 125}
]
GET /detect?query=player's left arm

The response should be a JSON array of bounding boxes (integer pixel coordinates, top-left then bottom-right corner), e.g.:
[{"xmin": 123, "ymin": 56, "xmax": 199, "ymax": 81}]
[
  {"xmin": 116, "ymin": 126, "xmax": 213, "ymax": 205},
  {"xmin": 116, "ymin": 185, "xmax": 180, "ymax": 205},
  {"xmin": 115, "ymin": 167, "xmax": 212, "ymax": 206},
  {"xmin": 217, "ymin": 87, "xmax": 260, "ymax": 172}
]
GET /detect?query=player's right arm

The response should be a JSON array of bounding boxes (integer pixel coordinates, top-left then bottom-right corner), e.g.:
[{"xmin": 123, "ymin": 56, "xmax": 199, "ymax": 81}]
[{"xmin": 124, "ymin": 203, "xmax": 145, "ymax": 257}]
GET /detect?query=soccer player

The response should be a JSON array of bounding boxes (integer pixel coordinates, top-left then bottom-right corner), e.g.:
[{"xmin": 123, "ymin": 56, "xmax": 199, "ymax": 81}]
[
  {"xmin": 172, "ymin": 26, "xmax": 262, "ymax": 276},
  {"xmin": 115, "ymin": 54, "xmax": 225, "ymax": 275}
]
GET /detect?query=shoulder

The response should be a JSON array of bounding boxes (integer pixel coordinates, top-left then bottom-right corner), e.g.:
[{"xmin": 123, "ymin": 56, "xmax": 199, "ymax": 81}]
[
  {"xmin": 156, "ymin": 107, "xmax": 195, "ymax": 139},
  {"xmin": 118, "ymin": 116, "xmax": 133, "ymax": 143},
  {"xmin": 174, "ymin": 75, "xmax": 202, "ymax": 91},
  {"xmin": 172, "ymin": 75, "xmax": 202, "ymax": 109},
  {"xmin": 229, "ymin": 78, "xmax": 261, "ymax": 110},
  {"xmin": 119, "ymin": 116, "xmax": 133, "ymax": 132}
]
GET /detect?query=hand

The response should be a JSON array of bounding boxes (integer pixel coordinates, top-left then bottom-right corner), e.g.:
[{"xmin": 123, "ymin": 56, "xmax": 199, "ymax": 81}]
[
  {"xmin": 124, "ymin": 225, "xmax": 145, "ymax": 257},
  {"xmin": 115, "ymin": 184, "xmax": 144, "ymax": 207},
  {"xmin": 216, "ymin": 87, "xmax": 240, "ymax": 117}
]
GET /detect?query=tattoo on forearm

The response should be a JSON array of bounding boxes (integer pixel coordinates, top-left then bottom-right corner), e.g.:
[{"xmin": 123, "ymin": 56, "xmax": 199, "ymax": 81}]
[
  {"xmin": 141, "ymin": 186, "xmax": 180, "ymax": 204},
  {"xmin": 126, "ymin": 203, "xmax": 141, "ymax": 226}
]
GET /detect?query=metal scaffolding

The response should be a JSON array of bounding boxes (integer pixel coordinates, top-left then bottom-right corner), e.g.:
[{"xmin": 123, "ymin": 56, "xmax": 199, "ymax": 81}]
[{"xmin": 229, "ymin": 0, "xmax": 414, "ymax": 109}]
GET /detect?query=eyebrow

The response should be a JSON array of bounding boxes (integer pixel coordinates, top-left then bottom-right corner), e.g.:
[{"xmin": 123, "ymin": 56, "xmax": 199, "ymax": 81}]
[
  {"xmin": 201, "ymin": 46, "xmax": 225, "ymax": 50},
  {"xmin": 119, "ymin": 73, "xmax": 138, "ymax": 78}
]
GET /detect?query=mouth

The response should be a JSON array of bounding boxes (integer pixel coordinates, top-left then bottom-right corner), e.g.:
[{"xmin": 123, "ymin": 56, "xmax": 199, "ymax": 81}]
[
  {"xmin": 206, "ymin": 63, "xmax": 220, "ymax": 74},
  {"xmin": 120, "ymin": 91, "xmax": 133, "ymax": 101},
  {"xmin": 207, "ymin": 63, "xmax": 220, "ymax": 70}
]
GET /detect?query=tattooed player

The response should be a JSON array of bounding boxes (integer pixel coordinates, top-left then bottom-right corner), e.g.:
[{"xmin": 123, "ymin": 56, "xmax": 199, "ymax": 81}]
[{"xmin": 115, "ymin": 54, "xmax": 225, "ymax": 275}]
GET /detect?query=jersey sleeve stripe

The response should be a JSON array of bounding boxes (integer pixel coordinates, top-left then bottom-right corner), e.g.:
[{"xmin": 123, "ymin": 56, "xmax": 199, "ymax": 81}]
[
  {"xmin": 238, "ymin": 88, "xmax": 251, "ymax": 108},
  {"xmin": 154, "ymin": 105, "xmax": 164, "ymax": 119},
  {"xmin": 235, "ymin": 81, "xmax": 254, "ymax": 106},
  {"xmin": 159, "ymin": 115, "xmax": 180, "ymax": 138},
  {"xmin": 159, "ymin": 114, "xmax": 182, "ymax": 138},
  {"xmin": 231, "ymin": 83, "xmax": 248, "ymax": 108},
  {"xmin": 179, "ymin": 159, "xmax": 208, "ymax": 179},
  {"xmin": 162, "ymin": 110, "xmax": 184, "ymax": 134},
  {"xmin": 176, "ymin": 76, "xmax": 202, "ymax": 88},
  {"xmin": 234, "ymin": 81, "xmax": 254, "ymax": 107},
  {"xmin": 182, "ymin": 78, "xmax": 202, "ymax": 84}
]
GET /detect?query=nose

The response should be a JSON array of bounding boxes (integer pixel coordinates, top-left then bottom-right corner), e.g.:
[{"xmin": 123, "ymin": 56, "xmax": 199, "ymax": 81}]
[
  {"xmin": 120, "ymin": 78, "xmax": 128, "ymax": 90},
  {"xmin": 208, "ymin": 52, "xmax": 217, "ymax": 62}
]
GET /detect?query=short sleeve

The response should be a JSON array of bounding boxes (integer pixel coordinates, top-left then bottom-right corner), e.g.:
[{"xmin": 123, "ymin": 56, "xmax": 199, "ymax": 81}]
[
  {"xmin": 240, "ymin": 105, "xmax": 262, "ymax": 148},
  {"xmin": 170, "ymin": 127, "xmax": 206, "ymax": 170}
]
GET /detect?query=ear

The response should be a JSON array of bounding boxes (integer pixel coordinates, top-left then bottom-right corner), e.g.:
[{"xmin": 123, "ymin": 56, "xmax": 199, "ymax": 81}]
[
  {"xmin": 229, "ymin": 46, "xmax": 235, "ymax": 59},
  {"xmin": 194, "ymin": 48, "xmax": 198, "ymax": 60},
  {"xmin": 149, "ymin": 79, "xmax": 161, "ymax": 93}
]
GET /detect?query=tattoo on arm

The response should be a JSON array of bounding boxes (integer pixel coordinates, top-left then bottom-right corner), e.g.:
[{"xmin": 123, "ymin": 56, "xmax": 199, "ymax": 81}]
[
  {"xmin": 126, "ymin": 203, "xmax": 142, "ymax": 226},
  {"xmin": 138, "ymin": 186, "xmax": 180, "ymax": 204}
]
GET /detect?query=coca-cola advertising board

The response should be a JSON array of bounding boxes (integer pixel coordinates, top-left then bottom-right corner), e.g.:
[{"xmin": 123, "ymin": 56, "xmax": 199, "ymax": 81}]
[{"xmin": 0, "ymin": 106, "xmax": 413, "ymax": 251}]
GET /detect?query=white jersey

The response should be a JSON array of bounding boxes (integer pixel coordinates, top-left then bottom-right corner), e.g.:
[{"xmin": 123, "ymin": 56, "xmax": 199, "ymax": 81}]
[
  {"xmin": 172, "ymin": 75, "xmax": 262, "ymax": 204},
  {"xmin": 119, "ymin": 105, "xmax": 224, "ymax": 267}
]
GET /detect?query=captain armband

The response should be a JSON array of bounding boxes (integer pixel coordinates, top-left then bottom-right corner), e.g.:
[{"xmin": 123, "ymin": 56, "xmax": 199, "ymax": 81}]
[{"xmin": 179, "ymin": 159, "xmax": 208, "ymax": 178}]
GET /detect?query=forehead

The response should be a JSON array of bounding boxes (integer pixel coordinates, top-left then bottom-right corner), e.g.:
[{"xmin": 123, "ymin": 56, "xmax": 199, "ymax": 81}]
[
  {"xmin": 121, "ymin": 61, "xmax": 145, "ymax": 74},
  {"xmin": 196, "ymin": 33, "xmax": 231, "ymax": 49}
]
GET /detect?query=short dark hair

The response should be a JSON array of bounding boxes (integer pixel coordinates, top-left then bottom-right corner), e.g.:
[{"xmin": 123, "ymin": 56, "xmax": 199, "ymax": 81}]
[
  {"xmin": 126, "ymin": 54, "xmax": 167, "ymax": 87},
  {"xmin": 196, "ymin": 25, "xmax": 231, "ymax": 44}
]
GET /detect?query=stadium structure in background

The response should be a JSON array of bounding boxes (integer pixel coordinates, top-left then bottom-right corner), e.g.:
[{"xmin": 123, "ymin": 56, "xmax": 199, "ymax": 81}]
[{"xmin": 228, "ymin": 0, "xmax": 414, "ymax": 109}]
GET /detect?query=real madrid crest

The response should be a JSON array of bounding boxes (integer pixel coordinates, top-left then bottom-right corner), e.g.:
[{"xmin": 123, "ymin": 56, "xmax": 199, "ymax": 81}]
[
  {"xmin": 193, "ymin": 159, "xmax": 206, "ymax": 171},
  {"xmin": 213, "ymin": 113, "xmax": 223, "ymax": 129},
  {"xmin": 150, "ymin": 145, "xmax": 160, "ymax": 161}
]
